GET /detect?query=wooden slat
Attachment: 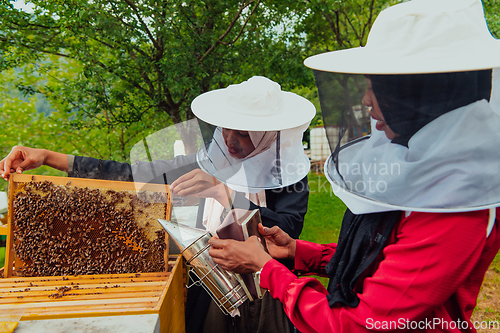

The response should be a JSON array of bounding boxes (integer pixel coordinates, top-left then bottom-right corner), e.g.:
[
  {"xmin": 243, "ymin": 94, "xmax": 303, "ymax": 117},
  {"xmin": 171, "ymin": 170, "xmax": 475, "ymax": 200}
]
[
  {"xmin": 0, "ymin": 271, "xmax": 169, "ymax": 282},
  {"xmin": 0, "ymin": 290, "xmax": 163, "ymax": 302},
  {"xmin": 25, "ymin": 305, "xmax": 156, "ymax": 315},
  {"xmin": 0, "ymin": 276, "xmax": 169, "ymax": 287},
  {"xmin": 0, "ymin": 297, "xmax": 159, "ymax": 310},
  {"xmin": 9, "ymin": 174, "xmax": 169, "ymax": 193},
  {"xmin": 21, "ymin": 306, "xmax": 158, "ymax": 321},
  {"xmin": 0, "ymin": 282, "xmax": 166, "ymax": 292}
]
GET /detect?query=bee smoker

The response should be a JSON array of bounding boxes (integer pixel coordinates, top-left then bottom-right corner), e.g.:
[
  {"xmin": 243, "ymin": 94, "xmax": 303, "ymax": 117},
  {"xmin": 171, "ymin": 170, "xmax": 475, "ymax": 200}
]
[{"xmin": 158, "ymin": 219, "xmax": 248, "ymax": 315}]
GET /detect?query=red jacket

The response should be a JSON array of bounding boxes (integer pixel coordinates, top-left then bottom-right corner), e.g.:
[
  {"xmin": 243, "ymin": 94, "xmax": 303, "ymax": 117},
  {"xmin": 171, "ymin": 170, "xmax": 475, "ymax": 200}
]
[{"xmin": 260, "ymin": 209, "xmax": 500, "ymax": 332}]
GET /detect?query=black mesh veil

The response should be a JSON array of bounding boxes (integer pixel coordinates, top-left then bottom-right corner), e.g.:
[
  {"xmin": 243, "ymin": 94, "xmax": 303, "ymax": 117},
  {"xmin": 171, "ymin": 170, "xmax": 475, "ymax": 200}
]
[{"xmin": 313, "ymin": 70, "xmax": 371, "ymax": 189}]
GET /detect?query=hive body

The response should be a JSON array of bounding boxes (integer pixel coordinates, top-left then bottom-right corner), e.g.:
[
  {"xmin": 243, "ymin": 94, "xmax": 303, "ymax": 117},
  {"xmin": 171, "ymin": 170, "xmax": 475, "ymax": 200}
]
[{"xmin": 1, "ymin": 174, "xmax": 185, "ymax": 333}]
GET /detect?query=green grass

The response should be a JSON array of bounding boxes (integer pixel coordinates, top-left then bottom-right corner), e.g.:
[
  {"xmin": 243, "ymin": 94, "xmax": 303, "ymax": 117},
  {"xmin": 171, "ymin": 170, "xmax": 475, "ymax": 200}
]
[
  {"xmin": 299, "ymin": 172, "xmax": 346, "ymax": 287},
  {"xmin": 0, "ymin": 246, "xmax": 4, "ymax": 269},
  {"xmin": 492, "ymin": 251, "xmax": 500, "ymax": 273},
  {"xmin": 301, "ymin": 172, "xmax": 345, "ymax": 244}
]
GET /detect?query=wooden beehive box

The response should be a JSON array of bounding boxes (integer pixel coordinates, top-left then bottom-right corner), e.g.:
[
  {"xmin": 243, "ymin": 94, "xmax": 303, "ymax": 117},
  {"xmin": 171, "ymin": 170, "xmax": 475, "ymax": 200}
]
[
  {"xmin": 1, "ymin": 174, "xmax": 185, "ymax": 332},
  {"xmin": 0, "ymin": 255, "xmax": 185, "ymax": 333}
]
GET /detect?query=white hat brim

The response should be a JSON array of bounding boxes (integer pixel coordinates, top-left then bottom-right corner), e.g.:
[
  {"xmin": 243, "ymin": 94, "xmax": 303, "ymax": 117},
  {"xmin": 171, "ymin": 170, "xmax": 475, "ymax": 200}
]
[
  {"xmin": 305, "ymin": 39, "xmax": 500, "ymax": 74},
  {"xmin": 192, "ymin": 90, "xmax": 316, "ymax": 131},
  {"xmin": 305, "ymin": 0, "xmax": 500, "ymax": 75}
]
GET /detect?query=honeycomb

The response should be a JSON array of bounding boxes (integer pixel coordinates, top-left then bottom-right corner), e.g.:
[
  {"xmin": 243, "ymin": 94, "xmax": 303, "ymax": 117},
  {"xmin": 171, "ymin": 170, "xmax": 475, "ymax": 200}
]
[{"xmin": 11, "ymin": 176, "xmax": 169, "ymax": 277}]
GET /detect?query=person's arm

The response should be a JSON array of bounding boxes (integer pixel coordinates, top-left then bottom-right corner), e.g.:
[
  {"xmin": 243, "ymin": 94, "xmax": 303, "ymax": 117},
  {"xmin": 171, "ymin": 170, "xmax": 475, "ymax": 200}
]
[
  {"xmin": 69, "ymin": 154, "xmax": 199, "ymax": 182},
  {"xmin": 69, "ymin": 156, "xmax": 134, "ymax": 181},
  {"xmin": 293, "ymin": 240, "xmax": 337, "ymax": 277},
  {"xmin": 209, "ymin": 224, "xmax": 336, "ymax": 278},
  {"xmin": 169, "ymin": 169, "xmax": 232, "ymax": 207},
  {"xmin": 0, "ymin": 146, "xmax": 68, "ymax": 180},
  {"xmin": 260, "ymin": 210, "xmax": 492, "ymax": 332}
]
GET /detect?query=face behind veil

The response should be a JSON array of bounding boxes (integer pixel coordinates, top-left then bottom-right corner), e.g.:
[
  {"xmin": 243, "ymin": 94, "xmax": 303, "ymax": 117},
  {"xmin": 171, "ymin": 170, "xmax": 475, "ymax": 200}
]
[
  {"xmin": 196, "ymin": 122, "xmax": 310, "ymax": 193},
  {"xmin": 369, "ymin": 70, "xmax": 492, "ymax": 147}
]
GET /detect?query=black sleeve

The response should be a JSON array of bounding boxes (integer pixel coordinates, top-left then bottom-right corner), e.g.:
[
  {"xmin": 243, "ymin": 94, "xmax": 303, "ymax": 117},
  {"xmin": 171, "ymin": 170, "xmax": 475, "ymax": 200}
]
[
  {"xmin": 69, "ymin": 154, "xmax": 199, "ymax": 184},
  {"xmin": 70, "ymin": 156, "xmax": 134, "ymax": 181},
  {"xmin": 231, "ymin": 176, "xmax": 309, "ymax": 239}
]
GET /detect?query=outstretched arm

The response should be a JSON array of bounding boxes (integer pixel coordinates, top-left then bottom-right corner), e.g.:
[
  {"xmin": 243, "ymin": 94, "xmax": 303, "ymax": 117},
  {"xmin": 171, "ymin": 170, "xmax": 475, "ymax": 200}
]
[{"xmin": 0, "ymin": 146, "xmax": 68, "ymax": 180}]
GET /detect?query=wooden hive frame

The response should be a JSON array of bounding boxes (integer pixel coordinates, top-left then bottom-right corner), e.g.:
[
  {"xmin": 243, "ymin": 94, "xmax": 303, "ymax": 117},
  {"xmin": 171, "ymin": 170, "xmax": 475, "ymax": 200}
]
[
  {"xmin": 1, "ymin": 174, "xmax": 185, "ymax": 332},
  {"xmin": 5, "ymin": 174, "xmax": 172, "ymax": 277}
]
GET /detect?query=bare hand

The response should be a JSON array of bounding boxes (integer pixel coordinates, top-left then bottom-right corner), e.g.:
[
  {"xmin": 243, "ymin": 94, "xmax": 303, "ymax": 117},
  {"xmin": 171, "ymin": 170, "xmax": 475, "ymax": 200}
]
[
  {"xmin": 170, "ymin": 169, "xmax": 231, "ymax": 206},
  {"xmin": 209, "ymin": 236, "xmax": 272, "ymax": 274},
  {"xmin": 0, "ymin": 146, "xmax": 47, "ymax": 180},
  {"xmin": 259, "ymin": 224, "xmax": 296, "ymax": 261}
]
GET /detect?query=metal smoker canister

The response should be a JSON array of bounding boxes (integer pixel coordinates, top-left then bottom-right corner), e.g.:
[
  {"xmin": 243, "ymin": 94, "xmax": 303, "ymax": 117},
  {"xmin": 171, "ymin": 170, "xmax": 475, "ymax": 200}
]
[{"xmin": 158, "ymin": 219, "xmax": 248, "ymax": 315}]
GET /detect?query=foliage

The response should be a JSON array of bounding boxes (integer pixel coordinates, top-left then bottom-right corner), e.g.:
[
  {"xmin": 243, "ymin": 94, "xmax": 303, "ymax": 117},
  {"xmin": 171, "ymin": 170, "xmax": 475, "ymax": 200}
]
[
  {"xmin": 0, "ymin": 0, "xmax": 393, "ymax": 168},
  {"xmin": 0, "ymin": 0, "xmax": 403, "ymax": 166},
  {"xmin": 296, "ymin": 0, "xmax": 398, "ymax": 57},
  {"xmin": 0, "ymin": 67, "xmax": 161, "ymax": 192},
  {"xmin": 484, "ymin": 0, "xmax": 500, "ymax": 38},
  {"xmin": 0, "ymin": 69, "xmax": 65, "ymax": 191},
  {"xmin": 0, "ymin": 0, "xmax": 499, "ymax": 167},
  {"xmin": 0, "ymin": 0, "xmax": 317, "ymax": 153}
]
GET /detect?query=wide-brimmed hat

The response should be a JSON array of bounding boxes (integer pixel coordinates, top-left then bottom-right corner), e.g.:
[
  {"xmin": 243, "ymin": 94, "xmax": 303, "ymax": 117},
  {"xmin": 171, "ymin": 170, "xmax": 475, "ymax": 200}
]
[
  {"xmin": 191, "ymin": 76, "xmax": 315, "ymax": 131},
  {"xmin": 304, "ymin": 0, "xmax": 500, "ymax": 74}
]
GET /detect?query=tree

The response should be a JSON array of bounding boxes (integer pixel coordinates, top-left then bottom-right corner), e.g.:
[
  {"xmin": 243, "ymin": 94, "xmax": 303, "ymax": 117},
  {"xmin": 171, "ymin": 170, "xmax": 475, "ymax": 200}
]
[
  {"xmin": 0, "ymin": 66, "xmax": 158, "ymax": 191},
  {"xmin": 291, "ymin": 0, "xmax": 395, "ymax": 142},
  {"xmin": 0, "ymin": 0, "xmax": 302, "ymax": 154},
  {"xmin": 2, "ymin": 0, "xmax": 497, "ymax": 160}
]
